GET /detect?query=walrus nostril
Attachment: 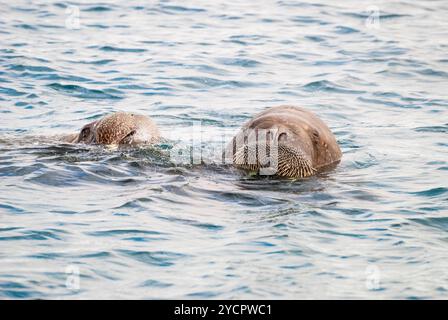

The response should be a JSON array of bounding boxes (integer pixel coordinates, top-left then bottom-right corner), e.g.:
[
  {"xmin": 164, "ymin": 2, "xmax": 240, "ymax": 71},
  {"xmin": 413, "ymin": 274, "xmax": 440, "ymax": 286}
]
[{"xmin": 278, "ymin": 132, "xmax": 287, "ymax": 142}]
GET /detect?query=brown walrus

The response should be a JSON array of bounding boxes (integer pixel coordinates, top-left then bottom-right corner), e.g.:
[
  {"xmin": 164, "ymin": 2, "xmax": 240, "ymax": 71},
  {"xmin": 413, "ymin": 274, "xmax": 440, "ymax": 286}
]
[
  {"xmin": 225, "ymin": 105, "xmax": 342, "ymax": 178},
  {"xmin": 63, "ymin": 112, "xmax": 160, "ymax": 145}
]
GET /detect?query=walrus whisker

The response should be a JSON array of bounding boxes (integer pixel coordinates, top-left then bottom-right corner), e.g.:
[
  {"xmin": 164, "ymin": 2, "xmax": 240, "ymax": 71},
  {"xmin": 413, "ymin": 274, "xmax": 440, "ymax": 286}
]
[{"xmin": 233, "ymin": 140, "xmax": 317, "ymax": 178}]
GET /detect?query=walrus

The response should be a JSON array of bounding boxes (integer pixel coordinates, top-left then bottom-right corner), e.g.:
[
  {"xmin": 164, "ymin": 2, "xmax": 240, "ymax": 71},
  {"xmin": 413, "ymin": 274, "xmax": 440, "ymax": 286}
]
[
  {"xmin": 63, "ymin": 112, "xmax": 160, "ymax": 145},
  {"xmin": 225, "ymin": 105, "xmax": 342, "ymax": 178}
]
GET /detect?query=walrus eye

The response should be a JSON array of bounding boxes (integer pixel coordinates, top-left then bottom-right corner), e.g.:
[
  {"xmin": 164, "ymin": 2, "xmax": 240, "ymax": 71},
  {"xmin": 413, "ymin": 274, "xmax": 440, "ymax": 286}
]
[
  {"xmin": 79, "ymin": 127, "xmax": 90, "ymax": 141},
  {"xmin": 120, "ymin": 130, "xmax": 136, "ymax": 144},
  {"xmin": 310, "ymin": 128, "xmax": 320, "ymax": 141}
]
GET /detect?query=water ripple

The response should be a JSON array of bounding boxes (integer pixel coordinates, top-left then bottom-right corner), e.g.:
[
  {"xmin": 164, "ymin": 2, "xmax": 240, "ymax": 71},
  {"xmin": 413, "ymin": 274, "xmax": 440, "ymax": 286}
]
[
  {"xmin": 47, "ymin": 83, "xmax": 124, "ymax": 99},
  {"xmin": 118, "ymin": 250, "xmax": 189, "ymax": 267}
]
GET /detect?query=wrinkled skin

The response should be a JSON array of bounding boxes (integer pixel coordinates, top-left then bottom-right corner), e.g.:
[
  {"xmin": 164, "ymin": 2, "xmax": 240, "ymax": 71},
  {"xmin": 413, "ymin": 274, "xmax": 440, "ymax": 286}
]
[
  {"xmin": 225, "ymin": 105, "xmax": 342, "ymax": 178},
  {"xmin": 63, "ymin": 112, "xmax": 160, "ymax": 145}
]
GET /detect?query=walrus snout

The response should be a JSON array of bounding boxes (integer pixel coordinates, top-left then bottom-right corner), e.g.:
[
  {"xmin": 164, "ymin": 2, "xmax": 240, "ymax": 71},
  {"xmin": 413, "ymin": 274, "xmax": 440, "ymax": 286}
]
[
  {"xmin": 231, "ymin": 127, "xmax": 316, "ymax": 178},
  {"xmin": 67, "ymin": 112, "xmax": 160, "ymax": 146}
]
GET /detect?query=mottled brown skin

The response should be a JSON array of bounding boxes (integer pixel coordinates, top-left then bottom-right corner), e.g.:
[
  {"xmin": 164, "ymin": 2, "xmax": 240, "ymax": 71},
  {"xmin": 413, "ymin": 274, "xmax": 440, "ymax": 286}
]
[
  {"xmin": 63, "ymin": 112, "xmax": 160, "ymax": 145},
  {"xmin": 226, "ymin": 105, "xmax": 342, "ymax": 178}
]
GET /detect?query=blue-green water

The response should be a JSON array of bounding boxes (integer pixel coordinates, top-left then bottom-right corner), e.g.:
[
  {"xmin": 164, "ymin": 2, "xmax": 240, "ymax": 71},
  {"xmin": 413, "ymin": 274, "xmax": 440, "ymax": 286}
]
[{"xmin": 0, "ymin": 0, "xmax": 447, "ymax": 299}]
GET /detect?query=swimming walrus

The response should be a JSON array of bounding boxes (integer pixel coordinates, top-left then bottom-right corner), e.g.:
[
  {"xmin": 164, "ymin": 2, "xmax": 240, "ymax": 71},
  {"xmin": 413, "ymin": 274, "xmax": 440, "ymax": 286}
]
[
  {"xmin": 63, "ymin": 112, "xmax": 160, "ymax": 145},
  {"xmin": 225, "ymin": 105, "xmax": 342, "ymax": 178}
]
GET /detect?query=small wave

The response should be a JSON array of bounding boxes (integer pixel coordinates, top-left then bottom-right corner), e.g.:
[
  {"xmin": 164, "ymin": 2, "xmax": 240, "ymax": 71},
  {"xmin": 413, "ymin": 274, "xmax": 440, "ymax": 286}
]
[
  {"xmin": 216, "ymin": 58, "xmax": 261, "ymax": 68},
  {"xmin": 291, "ymin": 16, "xmax": 328, "ymax": 25},
  {"xmin": 0, "ymin": 281, "xmax": 40, "ymax": 299},
  {"xmin": 414, "ymin": 125, "xmax": 448, "ymax": 133},
  {"xmin": 410, "ymin": 187, "xmax": 448, "ymax": 198},
  {"xmin": 214, "ymin": 14, "xmax": 242, "ymax": 20},
  {"xmin": 118, "ymin": 250, "xmax": 188, "ymax": 267},
  {"xmin": 85, "ymin": 24, "xmax": 109, "ymax": 29},
  {"xmin": 0, "ymin": 230, "xmax": 63, "ymax": 241},
  {"xmin": 0, "ymin": 86, "xmax": 27, "ymax": 97},
  {"xmin": 72, "ymin": 59, "xmax": 115, "ymax": 65},
  {"xmin": 0, "ymin": 203, "xmax": 26, "ymax": 214},
  {"xmin": 351, "ymin": 152, "xmax": 378, "ymax": 169},
  {"xmin": 17, "ymin": 72, "xmax": 91, "ymax": 82},
  {"xmin": 305, "ymin": 35, "xmax": 326, "ymax": 42},
  {"xmin": 416, "ymin": 68, "xmax": 448, "ymax": 78},
  {"xmin": 157, "ymin": 215, "xmax": 224, "ymax": 231},
  {"xmin": 87, "ymin": 229, "xmax": 164, "ymax": 237},
  {"xmin": 412, "ymin": 217, "xmax": 448, "ymax": 232},
  {"xmin": 140, "ymin": 279, "xmax": 173, "ymax": 288},
  {"xmin": 334, "ymin": 26, "xmax": 359, "ymax": 34},
  {"xmin": 83, "ymin": 6, "xmax": 113, "ymax": 12},
  {"xmin": 358, "ymin": 97, "xmax": 415, "ymax": 109},
  {"xmin": 77, "ymin": 251, "xmax": 112, "ymax": 259},
  {"xmin": 7, "ymin": 64, "xmax": 56, "ymax": 72},
  {"xmin": 28, "ymin": 252, "xmax": 63, "ymax": 259},
  {"xmin": 97, "ymin": 46, "xmax": 147, "ymax": 53},
  {"xmin": 13, "ymin": 24, "xmax": 38, "ymax": 30},
  {"xmin": 117, "ymin": 84, "xmax": 152, "ymax": 91},
  {"xmin": 47, "ymin": 83, "xmax": 124, "ymax": 99},
  {"xmin": 160, "ymin": 5, "xmax": 206, "ymax": 13},
  {"xmin": 175, "ymin": 76, "xmax": 261, "ymax": 89},
  {"xmin": 343, "ymin": 12, "xmax": 410, "ymax": 20},
  {"xmin": 302, "ymin": 80, "xmax": 365, "ymax": 94},
  {"xmin": 187, "ymin": 291, "xmax": 221, "ymax": 298}
]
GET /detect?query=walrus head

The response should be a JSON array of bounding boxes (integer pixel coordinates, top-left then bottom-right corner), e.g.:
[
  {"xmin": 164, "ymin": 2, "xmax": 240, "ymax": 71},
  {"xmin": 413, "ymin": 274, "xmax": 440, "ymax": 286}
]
[
  {"xmin": 74, "ymin": 112, "xmax": 160, "ymax": 145},
  {"xmin": 227, "ymin": 105, "xmax": 343, "ymax": 179},
  {"xmin": 232, "ymin": 123, "xmax": 317, "ymax": 178}
]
